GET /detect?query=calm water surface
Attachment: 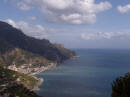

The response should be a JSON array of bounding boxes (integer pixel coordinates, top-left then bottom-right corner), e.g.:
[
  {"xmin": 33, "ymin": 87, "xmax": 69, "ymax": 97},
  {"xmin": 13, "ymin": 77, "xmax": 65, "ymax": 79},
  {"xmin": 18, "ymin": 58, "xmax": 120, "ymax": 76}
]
[{"xmin": 36, "ymin": 49, "xmax": 130, "ymax": 97}]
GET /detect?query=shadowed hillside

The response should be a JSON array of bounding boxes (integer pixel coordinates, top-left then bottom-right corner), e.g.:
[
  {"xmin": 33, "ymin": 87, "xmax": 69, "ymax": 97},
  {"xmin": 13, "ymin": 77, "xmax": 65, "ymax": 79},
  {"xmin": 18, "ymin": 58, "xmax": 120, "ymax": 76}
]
[
  {"xmin": 0, "ymin": 39, "xmax": 50, "ymax": 67},
  {"xmin": 0, "ymin": 21, "xmax": 77, "ymax": 63}
]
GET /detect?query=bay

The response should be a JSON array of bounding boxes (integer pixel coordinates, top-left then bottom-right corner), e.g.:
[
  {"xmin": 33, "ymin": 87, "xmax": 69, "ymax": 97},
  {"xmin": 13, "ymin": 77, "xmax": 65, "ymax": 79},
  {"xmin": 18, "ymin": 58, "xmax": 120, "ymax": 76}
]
[{"xmin": 36, "ymin": 49, "xmax": 130, "ymax": 97}]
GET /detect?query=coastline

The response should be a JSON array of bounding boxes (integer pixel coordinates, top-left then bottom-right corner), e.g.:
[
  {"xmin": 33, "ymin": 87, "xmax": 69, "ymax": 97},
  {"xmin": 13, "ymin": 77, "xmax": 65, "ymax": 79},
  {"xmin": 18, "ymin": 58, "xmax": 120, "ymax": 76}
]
[
  {"xmin": 31, "ymin": 63, "xmax": 57, "ymax": 76},
  {"xmin": 32, "ymin": 78, "xmax": 44, "ymax": 91},
  {"xmin": 7, "ymin": 62, "xmax": 57, "ymax": 91},
  {"xmin": 32, "ymin": 56, "xmax": 79, "ymax": 91},
  {"xmin": 7, "ymin": 56, "xmax": 78, "ymax": 91},
  {"xmin": 31, "ymin": 63, "xmax": 57, "ymax": 91}
]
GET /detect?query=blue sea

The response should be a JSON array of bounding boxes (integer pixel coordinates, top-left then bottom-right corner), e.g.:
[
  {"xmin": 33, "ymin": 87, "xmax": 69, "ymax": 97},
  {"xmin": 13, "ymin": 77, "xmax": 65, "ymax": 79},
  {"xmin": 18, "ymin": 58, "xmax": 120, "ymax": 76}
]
[{"xmin": 36, "ymin": 49, "xmax": 130, "ymax": 97}]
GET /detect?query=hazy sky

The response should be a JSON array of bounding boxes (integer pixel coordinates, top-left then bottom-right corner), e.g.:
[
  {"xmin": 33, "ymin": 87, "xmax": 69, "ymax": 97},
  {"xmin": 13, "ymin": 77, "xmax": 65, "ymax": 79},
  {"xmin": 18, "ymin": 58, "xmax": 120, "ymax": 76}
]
[{"xmin": 0, "ymin": 0, "xmax": 130, "ymax": 49}]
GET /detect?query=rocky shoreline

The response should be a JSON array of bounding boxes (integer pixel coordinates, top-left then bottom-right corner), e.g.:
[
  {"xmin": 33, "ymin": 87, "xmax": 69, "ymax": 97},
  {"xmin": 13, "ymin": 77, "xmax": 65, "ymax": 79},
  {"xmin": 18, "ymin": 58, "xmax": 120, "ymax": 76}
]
[
  {"xmin": 7, "ymin": 63, "xmax": 57, "ymax": 91},
  {"xmin": 32, "ymin": 78, "xmax": 44, "ymax": 91},
  {"xmin": 31, "ymin": 63, "xmax": 57, "ymax": 91}
]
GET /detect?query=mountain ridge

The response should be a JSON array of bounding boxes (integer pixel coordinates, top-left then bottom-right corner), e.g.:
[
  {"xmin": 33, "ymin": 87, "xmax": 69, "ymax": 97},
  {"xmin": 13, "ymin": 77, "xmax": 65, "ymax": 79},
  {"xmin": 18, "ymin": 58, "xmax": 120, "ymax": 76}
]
[{"xmin": 0, "ymin": 21, "xmax": 77, "ymax": 63}]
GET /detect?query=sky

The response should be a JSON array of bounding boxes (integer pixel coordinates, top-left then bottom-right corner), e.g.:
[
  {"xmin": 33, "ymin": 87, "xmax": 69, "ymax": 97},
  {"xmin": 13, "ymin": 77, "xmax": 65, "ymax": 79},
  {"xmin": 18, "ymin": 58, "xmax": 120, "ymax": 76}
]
[{"xmin": 0, "ymin": 0, "xmax": 130, "ymax": 49}]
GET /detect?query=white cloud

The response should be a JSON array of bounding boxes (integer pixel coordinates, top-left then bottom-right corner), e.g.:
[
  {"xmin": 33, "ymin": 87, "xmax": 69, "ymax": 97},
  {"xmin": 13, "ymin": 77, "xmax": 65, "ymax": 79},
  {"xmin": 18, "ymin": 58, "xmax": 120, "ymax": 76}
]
[
  {"xmin": 5, "ymin": 19, "xmax": 17, "ymax": 28},
  {"xmin": 17, "ymin": 1, "xmax": 32, "ymax": 11},
  {"xmin": 41, "ymin": 0, "xmax": 73, "ymax": 10},
  {"xmin": 81, "ymin": 32, "xmax": 130, "ymax": 40},
  {"xmin": 15, "ymin": 0, "xmax": 112, "ymax": 24},
  {"xmin": 117, "ymin": 4, "xmax": 130, "ymax": 14},
  {"xmin": 5, "ymin": 19, "xmax": 48, "ymax": 39}
]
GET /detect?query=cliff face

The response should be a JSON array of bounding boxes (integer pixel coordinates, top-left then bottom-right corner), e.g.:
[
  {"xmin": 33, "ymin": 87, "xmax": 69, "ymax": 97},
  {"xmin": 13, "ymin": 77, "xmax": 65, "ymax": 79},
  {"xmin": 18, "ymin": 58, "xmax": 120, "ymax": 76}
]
[
  {"xmin": 54, "ymin": 43, "xmax": 77, "ymax": 59},
  {"xmin": 0, "ymin": 21, "xmax": 76, "ymax": 63}
]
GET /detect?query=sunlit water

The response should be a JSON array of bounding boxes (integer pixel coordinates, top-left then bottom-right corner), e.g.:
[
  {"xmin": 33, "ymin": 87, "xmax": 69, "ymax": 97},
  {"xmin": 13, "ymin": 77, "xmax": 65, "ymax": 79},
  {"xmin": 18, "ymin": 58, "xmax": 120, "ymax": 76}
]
[{"xmin": 36, "ymin": 49, "xmax": 130, "ymax": 97}]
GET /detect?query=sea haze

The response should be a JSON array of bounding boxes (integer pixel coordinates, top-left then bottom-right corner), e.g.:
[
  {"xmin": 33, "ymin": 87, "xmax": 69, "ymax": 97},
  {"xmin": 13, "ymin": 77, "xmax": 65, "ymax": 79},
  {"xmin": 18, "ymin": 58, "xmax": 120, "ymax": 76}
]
[{"xmin": 36, "ymin": 49, "xmax": 130, "ymax": 97}]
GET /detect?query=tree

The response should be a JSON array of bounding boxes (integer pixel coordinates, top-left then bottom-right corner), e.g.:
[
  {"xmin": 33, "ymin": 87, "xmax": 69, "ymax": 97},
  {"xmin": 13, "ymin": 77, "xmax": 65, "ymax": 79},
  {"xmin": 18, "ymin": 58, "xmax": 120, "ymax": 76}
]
[{"xmin": 112, "ymin": 73, "xmax": 130, "ymax": 97}]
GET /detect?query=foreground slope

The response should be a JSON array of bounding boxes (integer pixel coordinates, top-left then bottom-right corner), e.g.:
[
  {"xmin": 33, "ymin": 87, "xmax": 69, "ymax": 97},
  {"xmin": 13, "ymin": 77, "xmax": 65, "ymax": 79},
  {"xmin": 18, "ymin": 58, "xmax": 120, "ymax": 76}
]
[{"xmin": 0, "ymin": 66, "xmax": 41, "ymax": 97}]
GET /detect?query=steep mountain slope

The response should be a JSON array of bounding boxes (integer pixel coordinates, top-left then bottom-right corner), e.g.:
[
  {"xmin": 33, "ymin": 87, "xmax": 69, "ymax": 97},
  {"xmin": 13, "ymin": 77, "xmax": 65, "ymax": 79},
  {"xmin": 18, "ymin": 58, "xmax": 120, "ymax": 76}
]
[
  {"xmin": 0, "ymin": 39, "xmax": 50, "ymax": 67},
  {"xmin": 54, "ymin": 43, "xmax": 77, "ymax": 59},
  {"xmin": 0, "ymin": 21, "xmax": 76, "ymax": 63}
]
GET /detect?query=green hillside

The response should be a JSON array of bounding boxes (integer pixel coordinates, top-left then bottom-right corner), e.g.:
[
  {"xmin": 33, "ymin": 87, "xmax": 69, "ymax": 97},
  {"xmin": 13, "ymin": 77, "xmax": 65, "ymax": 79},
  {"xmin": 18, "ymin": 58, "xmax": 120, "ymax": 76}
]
[{"xmin": 0, "ymin": 65, "xmax": 41, "ymax": 97}]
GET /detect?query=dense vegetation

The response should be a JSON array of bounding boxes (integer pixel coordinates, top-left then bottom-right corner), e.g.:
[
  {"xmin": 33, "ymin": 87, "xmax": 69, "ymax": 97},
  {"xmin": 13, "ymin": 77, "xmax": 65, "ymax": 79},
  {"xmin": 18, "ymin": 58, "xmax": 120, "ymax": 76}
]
[{"xmin": 112, "ymin": 73, "xmax": 130, "ymax": 97}]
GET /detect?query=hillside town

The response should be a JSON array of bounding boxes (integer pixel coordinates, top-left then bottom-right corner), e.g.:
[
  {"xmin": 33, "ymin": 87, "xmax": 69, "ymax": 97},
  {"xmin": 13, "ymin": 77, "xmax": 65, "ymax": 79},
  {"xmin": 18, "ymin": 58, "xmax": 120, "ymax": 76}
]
[{"xmin": 8, "ymin": 63, "xmax": 56, "ymax": 75}]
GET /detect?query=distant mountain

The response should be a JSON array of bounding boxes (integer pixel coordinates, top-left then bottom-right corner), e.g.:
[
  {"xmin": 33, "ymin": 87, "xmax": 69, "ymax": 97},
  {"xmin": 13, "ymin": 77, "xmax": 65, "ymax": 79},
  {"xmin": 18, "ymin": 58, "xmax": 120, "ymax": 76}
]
[{"xmin": 0, "ymin": 21, "xmax": 77, "ymax": 63}]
